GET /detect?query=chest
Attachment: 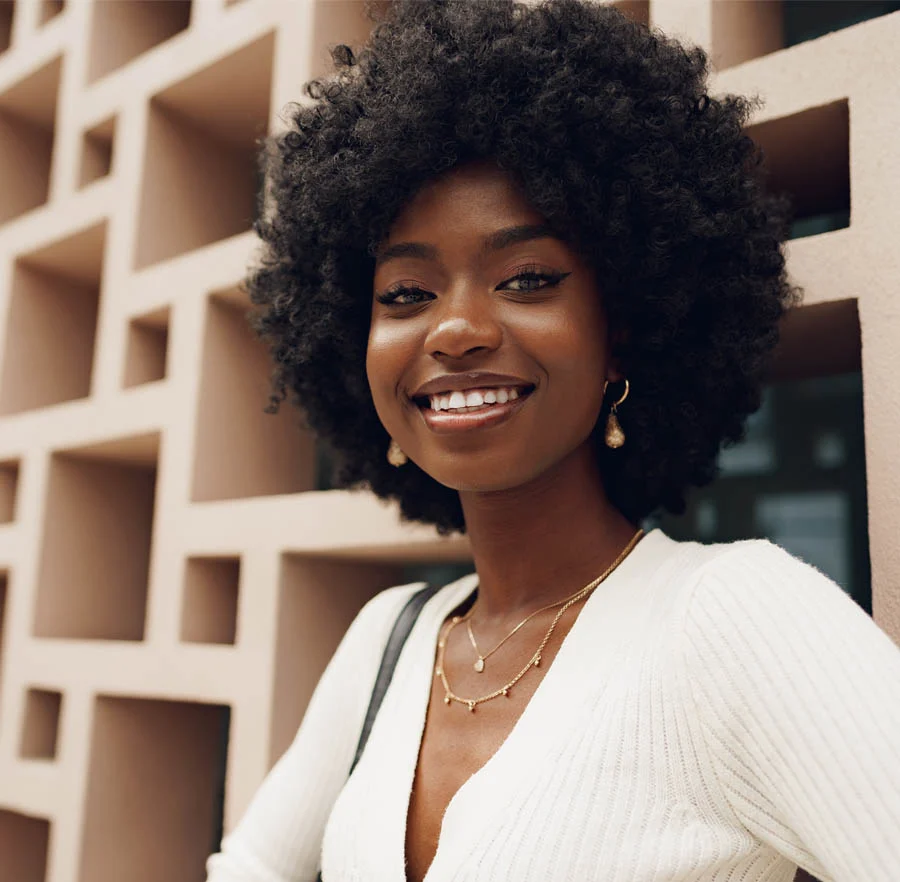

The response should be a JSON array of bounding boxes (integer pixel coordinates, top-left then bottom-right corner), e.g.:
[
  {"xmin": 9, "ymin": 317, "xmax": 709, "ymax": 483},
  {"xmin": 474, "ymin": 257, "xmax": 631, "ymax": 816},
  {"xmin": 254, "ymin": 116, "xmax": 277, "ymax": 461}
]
[
  {"xmin": 403, "ymin": 620, "xmax": 571, "ymax": 882},
  {"xmin": 404, "ymin": 673, "xmax": 538, "ymax": 881}
]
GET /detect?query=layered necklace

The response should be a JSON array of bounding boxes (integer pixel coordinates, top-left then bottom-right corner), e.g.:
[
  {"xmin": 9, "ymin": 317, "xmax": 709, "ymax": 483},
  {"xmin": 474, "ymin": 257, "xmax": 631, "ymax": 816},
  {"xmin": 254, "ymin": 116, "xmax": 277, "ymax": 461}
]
[{"xmin": 435, "ymin": 528, "xmax": 645, "ymax": 712}]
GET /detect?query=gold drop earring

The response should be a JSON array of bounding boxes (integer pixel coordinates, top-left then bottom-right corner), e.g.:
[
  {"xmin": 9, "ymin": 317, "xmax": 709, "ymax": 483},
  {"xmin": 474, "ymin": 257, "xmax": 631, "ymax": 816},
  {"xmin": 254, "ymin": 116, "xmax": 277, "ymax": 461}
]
[
  {"xmin": 603, "ymin": 379, "xmax": 629, "ymax": 449},
  {"xmin": 387, "ymin": 438, "xmax": 408, "ymax": 467}
]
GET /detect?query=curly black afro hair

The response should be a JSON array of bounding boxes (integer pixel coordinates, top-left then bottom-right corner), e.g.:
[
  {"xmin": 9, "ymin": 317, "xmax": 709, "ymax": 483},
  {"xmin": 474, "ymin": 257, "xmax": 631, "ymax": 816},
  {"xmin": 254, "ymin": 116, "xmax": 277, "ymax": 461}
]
[{"xmin": 248, "ymin": 0, "xmax": 800, "ymax": 534}]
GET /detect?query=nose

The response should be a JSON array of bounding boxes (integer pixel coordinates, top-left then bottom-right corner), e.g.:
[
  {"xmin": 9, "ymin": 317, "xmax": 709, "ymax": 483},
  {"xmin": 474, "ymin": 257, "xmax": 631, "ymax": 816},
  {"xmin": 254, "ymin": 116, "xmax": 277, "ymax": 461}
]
[{"xmin": 424, "ymin": 288, "xmax": 503, "ymax": 361}]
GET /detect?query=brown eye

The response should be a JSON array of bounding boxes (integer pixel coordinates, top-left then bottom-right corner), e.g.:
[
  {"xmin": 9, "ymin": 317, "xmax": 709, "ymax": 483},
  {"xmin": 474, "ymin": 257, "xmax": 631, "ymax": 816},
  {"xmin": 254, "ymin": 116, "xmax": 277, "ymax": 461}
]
[
  {"xmin": 498, "ymin": 268, "xmax": 571, "ymax": 293},
  {"xmin": 375, "ymin": 285, "xmax": 433, "ymax": 306}
]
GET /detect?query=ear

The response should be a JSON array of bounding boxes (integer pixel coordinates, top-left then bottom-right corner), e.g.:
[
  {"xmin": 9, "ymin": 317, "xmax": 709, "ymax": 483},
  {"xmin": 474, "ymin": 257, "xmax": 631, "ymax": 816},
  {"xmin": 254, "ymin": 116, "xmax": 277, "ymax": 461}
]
[{"xmin": 605, "ymin": 326, "xmax": 627, "ymax": 384}]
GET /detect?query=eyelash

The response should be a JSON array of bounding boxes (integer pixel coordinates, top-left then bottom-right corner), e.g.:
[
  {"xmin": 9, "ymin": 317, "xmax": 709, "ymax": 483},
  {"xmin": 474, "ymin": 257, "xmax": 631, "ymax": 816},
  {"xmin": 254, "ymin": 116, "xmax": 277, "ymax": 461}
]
[{"xmin": 375, "ymin": 266, "xmax": 570, "ymax": 306}]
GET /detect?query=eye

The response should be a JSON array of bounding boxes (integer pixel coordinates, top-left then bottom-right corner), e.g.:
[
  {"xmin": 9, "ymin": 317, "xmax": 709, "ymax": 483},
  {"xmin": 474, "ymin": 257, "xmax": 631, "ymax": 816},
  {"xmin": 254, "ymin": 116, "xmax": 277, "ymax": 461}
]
[
  {"xmin": 498, "ymin": 266, "xmax": 571, "ymax": 294},
  {"xmin": 374, "ymin": 284, "xmax": 434, "ymax": 306}
]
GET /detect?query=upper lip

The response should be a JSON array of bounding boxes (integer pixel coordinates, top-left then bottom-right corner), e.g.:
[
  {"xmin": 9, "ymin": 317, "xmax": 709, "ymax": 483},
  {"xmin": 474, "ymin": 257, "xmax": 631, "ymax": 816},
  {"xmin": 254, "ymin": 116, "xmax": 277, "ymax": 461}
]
[{"xmin": 410, "ymin": 372, "xmax": 535, "ymax": 399}]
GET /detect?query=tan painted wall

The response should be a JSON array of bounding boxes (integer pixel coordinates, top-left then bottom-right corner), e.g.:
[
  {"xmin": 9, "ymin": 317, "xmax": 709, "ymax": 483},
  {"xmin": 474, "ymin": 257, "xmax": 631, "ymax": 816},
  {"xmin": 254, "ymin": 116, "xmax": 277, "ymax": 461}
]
[{"xmin": 0, "ymin": 1, "xmax": 896, "ymax": 880}]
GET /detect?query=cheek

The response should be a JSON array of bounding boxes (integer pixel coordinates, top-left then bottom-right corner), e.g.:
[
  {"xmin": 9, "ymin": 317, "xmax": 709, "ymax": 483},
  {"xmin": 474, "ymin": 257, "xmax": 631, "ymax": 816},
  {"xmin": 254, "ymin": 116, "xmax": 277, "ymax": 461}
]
[{"xmin": 365, "ymin": 321, "xmax": 415, "ymax": 421}]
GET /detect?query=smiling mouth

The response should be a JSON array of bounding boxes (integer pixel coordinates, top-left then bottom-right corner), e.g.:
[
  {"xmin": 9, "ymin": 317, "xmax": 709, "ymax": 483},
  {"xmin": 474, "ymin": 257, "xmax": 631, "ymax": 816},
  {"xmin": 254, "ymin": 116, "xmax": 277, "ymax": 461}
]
[
  {"xmin": 412, "ymin": 384, "xmax": 536, "ymax": 414},
  {"xmin": 411, "ymin": 385, "xmax": 535, "ymax": 434}
]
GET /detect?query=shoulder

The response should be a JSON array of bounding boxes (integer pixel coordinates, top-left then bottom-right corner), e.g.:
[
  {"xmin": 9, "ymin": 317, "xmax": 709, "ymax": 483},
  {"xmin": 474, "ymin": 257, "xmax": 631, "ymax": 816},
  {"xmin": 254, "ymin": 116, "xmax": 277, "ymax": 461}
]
[
  {"xmin": 671, "ymin": 534, "xmax": 900, "ymax": 700},
  {"xmin": 680, "ymin": 536, "xmax": 862, "ymax": 631}
]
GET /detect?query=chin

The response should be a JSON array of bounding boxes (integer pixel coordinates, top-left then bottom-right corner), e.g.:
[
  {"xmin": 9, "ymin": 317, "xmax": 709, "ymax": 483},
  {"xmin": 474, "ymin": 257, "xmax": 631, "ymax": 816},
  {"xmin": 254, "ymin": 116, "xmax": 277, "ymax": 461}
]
[{"xmin": 413, "ymin": 454, "xmax": 543, "ymax": 495}]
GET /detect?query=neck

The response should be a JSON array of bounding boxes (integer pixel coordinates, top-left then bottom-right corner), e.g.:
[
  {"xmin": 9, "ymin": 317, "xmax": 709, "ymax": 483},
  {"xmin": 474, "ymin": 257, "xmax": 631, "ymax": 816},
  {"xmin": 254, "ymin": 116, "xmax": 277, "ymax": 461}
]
[{"xmin": 458, "ymin": 444, "xmax": 640, "ymax": 624}]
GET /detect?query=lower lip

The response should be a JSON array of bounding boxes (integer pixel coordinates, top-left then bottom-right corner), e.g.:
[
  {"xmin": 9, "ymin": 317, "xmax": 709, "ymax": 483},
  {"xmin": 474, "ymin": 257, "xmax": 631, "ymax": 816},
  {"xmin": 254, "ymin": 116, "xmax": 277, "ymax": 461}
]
[{"xmin": 416, "ymin": 393, "xmax": 531, "ymax": 434}]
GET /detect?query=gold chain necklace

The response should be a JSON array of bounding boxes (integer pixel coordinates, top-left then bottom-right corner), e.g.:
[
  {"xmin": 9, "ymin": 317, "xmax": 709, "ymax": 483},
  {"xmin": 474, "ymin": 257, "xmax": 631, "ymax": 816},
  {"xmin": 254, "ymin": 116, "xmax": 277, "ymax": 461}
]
[
  {"xmin": 435, "ymin": 528, "xmax": 644, "ymax": 712},
  {"xmin": 465, "ymin": 577, "xmax": 596, "ymax": 673}
]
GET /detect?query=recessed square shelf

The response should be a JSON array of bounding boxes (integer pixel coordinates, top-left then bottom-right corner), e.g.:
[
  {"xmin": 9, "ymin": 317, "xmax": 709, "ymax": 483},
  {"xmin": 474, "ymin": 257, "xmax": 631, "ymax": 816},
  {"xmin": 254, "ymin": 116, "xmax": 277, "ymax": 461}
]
[
  {"xmin": 80, "ymin": 696, "xmax": 229, "ymax": 882},
  {"xmin": 0, "ymin": 57, "xmax": 62, "ymax": 226},
  {"xmin": 181, "ymin": 557, "xmax": 240, "ymax": 645},
  {"xmin": 123, "ymin": 307, "xmax": 169, "ymax": 388},
  {"xmin": 39, "ymin": 1, "xmax": 64, "ymax": 26},
  {"xmin": 79, "ymin": 115, "xmax": 116, "ymax": 188},
  {"xmin": 270, "ymin": 557, "xmax": 407, "ymax": 765},
  {"xmin": 191, "ymin": 289, "xmax": 316, "ymax": 502},
  {"xmin": 0, "ymin": 222, "xmax": 106, "ymax": 415},
  {"xmin": 0, "ymin": 460, "xmax": 19, "ymax": 523},
  {"xmin": 20, "ymin": 688, "xmax": 63, "ymax": 759},
  {"xmin": 0, "ymin": 809, "xmax": 50, "ymax": 882},
  {"xmin": 0, "ymin": 2, "xmax": 13, "ymax": 54},
  {"xmin": 34, "ymin": 434, "xmax": 160, "ymax": 640},
  {"xmin": 135, "ymin": 33, "xmax": 273, "ymax": 268},
  {"xmin": 310, "ymin": 1, "xmax": 382, "ymax": 79},
  {"xmin": 769, "ymin": 299, "xmax": 861, "ymax": 382},
  {"xmin": 87, "ymin": 0, "xmax": 192, "ymax": 83},
  {"xmin": 746, "ymin": 99, "xmax": 850, "ymax": 240},
  {"xmin": 712, "ymin": 1, "xmax": 900, "ymax": 70},
  {"xmin": 612, "ymin": 1, "xmax": 649, "ymax": 26}
]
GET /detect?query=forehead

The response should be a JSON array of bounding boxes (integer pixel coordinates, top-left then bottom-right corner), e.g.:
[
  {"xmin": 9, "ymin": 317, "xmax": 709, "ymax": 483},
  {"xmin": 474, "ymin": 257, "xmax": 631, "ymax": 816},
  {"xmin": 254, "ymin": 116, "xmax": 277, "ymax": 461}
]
[{"xmin": 384, "ymin": 160, "xmax": 545, "ymax": 243}]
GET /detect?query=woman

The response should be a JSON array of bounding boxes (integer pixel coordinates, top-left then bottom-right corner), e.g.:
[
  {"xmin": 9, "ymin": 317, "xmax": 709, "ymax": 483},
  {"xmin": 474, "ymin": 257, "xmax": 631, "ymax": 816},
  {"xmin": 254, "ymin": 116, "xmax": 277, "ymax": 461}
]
[{"xmin": 206, "ymin": 1, "xmax": 900, "ymax": 880}]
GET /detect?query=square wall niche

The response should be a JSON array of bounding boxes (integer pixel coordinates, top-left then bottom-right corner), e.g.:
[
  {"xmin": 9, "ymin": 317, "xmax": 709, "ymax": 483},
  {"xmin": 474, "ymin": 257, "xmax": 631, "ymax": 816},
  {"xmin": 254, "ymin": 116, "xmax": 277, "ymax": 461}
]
[
  {"xmin": 0, "ymin": 222, "xmax": 106, "ymax": 416},
  {"xmin": 269, "ymin": 557, "xmax": 405, "ymax": 766},
  {"xmin": 181, "ymin": 556, "xmax": 240, "ymax": 645},
  {"xmin": 34, "ymin": 433, "xmax": 160, "ymax": 641},
  {"xmin": 0, "ymin": 809, "xmax": 50, "ymax": 882},
  {"xmin": 135, "ymin": 32, "xmax": 273, "ymax": 269},
  {"xmin": 769, "ymin": 299, "xmax": 861, "ymax": 383},
  {"xmin": 713, "ymin": 1, "xmax": 900, "ymax": 70},
  {"xmin": 79, "ymin": 696, "xmax": 229, "ymax": 882},
  {"xmin": 0, "ymin": 460, "xmax": 19, "ymax": 522},
  {"xmin": 747, "ymin": 99, "xmax": 850, "ymax": 240},
  {"xmin": 87, "ymin": 0, "xmax": 191, "ymax": 83},
  {"xmin": 191, "ymin": 289, "xmax": 315, "ymax": 502},
  {"xmin": 0, "ymin": 3, "xmax": 13, "ymax": 54},
  {"xmin": 39, "ymin": 1, "xmax": 65, "ymax": 27},
  {"xmin": 20, "ymin": 688, "xmax": 63, "ymax": 759},
  {"xmin": 310, "ymin": 1, "xmax": 383, "ymax": 80},
  {"xmin": 79, "ymin": 115, "xmax": 116, "ymax": 188},
  {"xmin": 612, "ymin": 1, "xmax": 650, "ymax": 26},
  {"xmin": 0, "ymin": 57, "xmax": 62, "ymax": 226},
  {"xmin": 123, "ymin": 307, "xmax": 170, "ymax": 388}
]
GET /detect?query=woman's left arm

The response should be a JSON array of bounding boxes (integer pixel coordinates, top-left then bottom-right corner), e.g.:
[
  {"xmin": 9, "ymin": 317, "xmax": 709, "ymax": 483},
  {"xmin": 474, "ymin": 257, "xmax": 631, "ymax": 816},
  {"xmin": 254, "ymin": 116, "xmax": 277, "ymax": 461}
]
[{"xmin": 681, "ymin": 540, "xmax": 900, "ymax": 882}]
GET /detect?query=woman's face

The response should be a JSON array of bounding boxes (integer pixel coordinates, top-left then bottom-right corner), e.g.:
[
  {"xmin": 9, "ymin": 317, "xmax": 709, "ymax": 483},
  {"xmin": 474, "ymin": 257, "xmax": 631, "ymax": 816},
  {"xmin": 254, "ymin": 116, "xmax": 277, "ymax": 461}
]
[{"xmin": 366, "ymin": 161, "xmax": 618, "ymax": 492}]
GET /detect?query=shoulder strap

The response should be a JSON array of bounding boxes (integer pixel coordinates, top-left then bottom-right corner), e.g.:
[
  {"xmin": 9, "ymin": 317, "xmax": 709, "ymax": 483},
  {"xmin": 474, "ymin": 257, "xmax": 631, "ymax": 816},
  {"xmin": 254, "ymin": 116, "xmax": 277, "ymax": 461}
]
[{"xmin": 349, "ymin": 583, "xmax": 442, "ymax": 775}]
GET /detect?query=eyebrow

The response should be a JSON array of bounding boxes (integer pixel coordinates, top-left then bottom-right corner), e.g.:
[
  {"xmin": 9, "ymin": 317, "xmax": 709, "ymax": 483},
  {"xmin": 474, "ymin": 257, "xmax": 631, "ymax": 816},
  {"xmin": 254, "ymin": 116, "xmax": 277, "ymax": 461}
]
[{"xmin": 374, "ymin": 223, "xmax": 560, "ymax": 267}]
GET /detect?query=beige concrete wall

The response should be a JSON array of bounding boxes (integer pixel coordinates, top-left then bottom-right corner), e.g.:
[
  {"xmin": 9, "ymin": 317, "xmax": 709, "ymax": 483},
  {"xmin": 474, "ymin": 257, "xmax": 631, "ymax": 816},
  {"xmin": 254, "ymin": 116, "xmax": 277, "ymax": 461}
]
[{"xmin": 0, "ymin": 1, "xmax": 896, "ymax": 879}]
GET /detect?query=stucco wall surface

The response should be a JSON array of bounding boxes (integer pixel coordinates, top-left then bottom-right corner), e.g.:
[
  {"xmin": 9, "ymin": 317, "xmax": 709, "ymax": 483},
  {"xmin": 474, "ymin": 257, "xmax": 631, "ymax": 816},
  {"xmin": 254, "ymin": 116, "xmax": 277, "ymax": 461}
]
[{"xmin": 0, "ymin": 1, "xmax": 896, "ymax": 880}]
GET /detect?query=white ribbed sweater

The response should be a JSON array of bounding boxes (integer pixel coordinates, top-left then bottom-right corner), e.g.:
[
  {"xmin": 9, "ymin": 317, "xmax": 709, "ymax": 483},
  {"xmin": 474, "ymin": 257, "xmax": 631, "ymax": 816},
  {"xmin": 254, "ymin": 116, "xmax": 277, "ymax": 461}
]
[{"xmin": 206, "ymin": 529, "xmax": 900, "ymax": 882}]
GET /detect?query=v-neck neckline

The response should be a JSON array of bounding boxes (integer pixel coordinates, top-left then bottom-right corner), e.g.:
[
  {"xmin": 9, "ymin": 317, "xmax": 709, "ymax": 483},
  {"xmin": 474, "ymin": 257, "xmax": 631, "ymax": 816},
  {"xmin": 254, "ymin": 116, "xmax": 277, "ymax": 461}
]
[{"xmin": 393, "ymin": 528, "xmax": 663, "ymax": 882}]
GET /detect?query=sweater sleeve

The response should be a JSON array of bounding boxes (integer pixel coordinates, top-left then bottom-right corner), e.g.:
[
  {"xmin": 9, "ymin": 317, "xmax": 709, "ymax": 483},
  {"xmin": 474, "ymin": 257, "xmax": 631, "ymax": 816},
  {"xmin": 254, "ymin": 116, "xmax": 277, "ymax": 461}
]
[
  {"xmin": 205, "ymin": 582, "xmax": 424, "ymax": 882},
  {"xmin": 680, "ymin": 540, "xmax": 900, "ymax": 882}
]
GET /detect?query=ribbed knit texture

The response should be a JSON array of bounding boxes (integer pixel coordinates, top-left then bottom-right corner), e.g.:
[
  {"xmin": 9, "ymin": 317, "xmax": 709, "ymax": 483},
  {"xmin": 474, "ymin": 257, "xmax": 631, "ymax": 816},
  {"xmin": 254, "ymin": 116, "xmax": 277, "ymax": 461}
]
[{"xmin": 206, "ymin": 529, "xmax": 900, "ymax": 882}]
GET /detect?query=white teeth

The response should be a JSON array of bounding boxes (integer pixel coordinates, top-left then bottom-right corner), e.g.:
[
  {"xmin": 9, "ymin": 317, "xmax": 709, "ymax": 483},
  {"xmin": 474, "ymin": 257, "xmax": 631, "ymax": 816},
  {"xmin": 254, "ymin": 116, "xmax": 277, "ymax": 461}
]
[{"xmin": 426, "ymin": 386, "xmax": 528, "ymax": 412}]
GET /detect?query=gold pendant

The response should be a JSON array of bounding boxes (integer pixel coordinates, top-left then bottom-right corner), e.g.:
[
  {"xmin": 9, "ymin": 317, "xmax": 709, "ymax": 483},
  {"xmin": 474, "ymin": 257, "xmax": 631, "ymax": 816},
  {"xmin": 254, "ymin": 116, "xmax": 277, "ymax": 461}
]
[
  {"xmin": 467, "ymin": 701, "xmax": 476, "ymax": 712},
  {"xmin": 443, "ymin": 694, "xmax": 451, "ymax": 705},
  {"xmin": 474, "ymin": 658, "xmax": 485, "ymax": 673},
  {"xmin": 605, "ymin": 412, "xmax": 625, "ymax": 448},
  {"xmin": 533, "ymin": 653, "xmax": 541, "ymax": 667}
]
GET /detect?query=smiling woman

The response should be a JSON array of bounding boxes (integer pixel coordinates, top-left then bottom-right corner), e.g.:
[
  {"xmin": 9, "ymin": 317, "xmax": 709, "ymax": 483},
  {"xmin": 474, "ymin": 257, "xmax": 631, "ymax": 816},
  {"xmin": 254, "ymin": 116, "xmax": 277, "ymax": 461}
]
[{"xmin": 204, "ymin": 2, "xmax": 900, "ymax": 882}]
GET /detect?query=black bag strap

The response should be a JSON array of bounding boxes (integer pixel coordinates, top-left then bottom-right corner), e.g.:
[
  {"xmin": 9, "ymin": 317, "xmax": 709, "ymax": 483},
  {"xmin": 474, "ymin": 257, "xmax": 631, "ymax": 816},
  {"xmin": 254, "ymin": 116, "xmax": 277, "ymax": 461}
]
[
  {"xmin": 316, "ymin": 583, "xmax": 441, "ymax": 881},
  {"xmin": 349, "ymin": 582, "xmax": 442, "ymax": 775}
]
